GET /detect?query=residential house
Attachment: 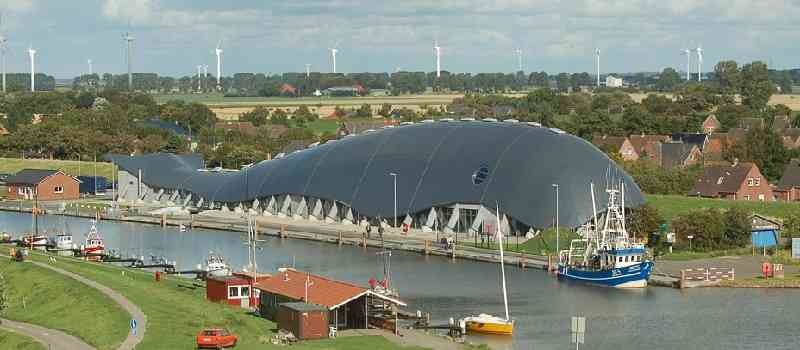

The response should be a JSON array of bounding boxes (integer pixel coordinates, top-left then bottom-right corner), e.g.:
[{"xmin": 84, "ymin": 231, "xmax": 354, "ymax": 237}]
[
  {"xmin": 605, "ymin": 75, "xmax": 623, "ymax": 87},
  {"xmin": 658, "ymin": 141, "xmax": 702, "ymax": 169},
  {"xmin": 704, "ymin": 133, "xmax": 730, "ymax": 162},
  {"xmin": 279, "ymin": 83, "xmax": 297, "ymax": 96},
  {"xmin": 628, "ymin": 134, "xmax": 670, "ymax": 162},
  {"xmin": 215, "ymin": 121, "xmax": 258, "ymax": 137},
  {"xmin": 671, "ymin": 133, "xmax": 709, "ymax": 152},
  {"xmin": 688, "ymin": 162, "xmax": 773, "ymax": 201},
  {"xmin": 739, "ymin": 117, "xmax": 765, "ymax": 130},
  {"xmin": 701, "ymin": 114, "xmax": 720, "ymax": 133},
  {"xmin": 5, "ymin": 169, "xmax": 80, "ymax": 201},
  {"xmin": 255, "ymin": 269, "xmax": 405, "ymax": 331},
  {"xmin": 592, "ymin": 135, "xmax": 638, "ymax": 161},
  {"xmin": 774, "ymin": 159, "xmax": 800, "ymax": 201}
]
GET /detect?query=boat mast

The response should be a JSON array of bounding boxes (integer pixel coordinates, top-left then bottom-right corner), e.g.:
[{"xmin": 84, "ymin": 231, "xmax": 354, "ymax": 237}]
[
  {"xmin": 495, "ymin": 203, "xmax": 510, "ymax": 322},
  {"xmin": 590, "ymin": 182, "xmax": 599, "ymax": 248}
]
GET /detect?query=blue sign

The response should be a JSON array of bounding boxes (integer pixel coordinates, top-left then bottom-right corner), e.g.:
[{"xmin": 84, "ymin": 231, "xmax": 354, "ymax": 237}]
[{"xmin": 130, "ymin": 319, "xmax": 137, "ymax": 335}]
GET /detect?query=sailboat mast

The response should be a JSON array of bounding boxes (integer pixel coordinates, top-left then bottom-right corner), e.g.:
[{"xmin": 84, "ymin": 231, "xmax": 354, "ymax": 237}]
[{"xmin": 496, "ymin": 204, "xmax": 510, "ymax": 322}]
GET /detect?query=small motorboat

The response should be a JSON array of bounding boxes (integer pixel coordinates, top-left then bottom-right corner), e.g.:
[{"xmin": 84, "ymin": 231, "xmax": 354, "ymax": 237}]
[
  {"xmin": 80, "ymin": 220, "xmax": 105, "ymax": 261},
  {"xmin": 51, "ymin": 233, "xmax": 75, "ymax": 256},
  {"xmin": 21, "ymin": 233, "xmax": 48, "ymax": 249},
  {"xmin": 205, "ymin": 252, "xmax": 232, "ymax": 277}
]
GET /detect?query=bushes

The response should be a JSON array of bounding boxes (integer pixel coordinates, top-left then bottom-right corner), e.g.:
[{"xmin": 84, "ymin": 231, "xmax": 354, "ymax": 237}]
[
  {"xmin": 671, "ymin": 207, "xmax": 752, "ymax": 251},
  {"xmin": 621, "ymin": 160, "xmax": 701, "ymax": 195}
]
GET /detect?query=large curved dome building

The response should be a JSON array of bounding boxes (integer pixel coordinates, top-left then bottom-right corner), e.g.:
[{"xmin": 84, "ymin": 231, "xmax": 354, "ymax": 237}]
[{"xmin": 107, "ymin": 119, "xmax": 643, "ymax": 234}]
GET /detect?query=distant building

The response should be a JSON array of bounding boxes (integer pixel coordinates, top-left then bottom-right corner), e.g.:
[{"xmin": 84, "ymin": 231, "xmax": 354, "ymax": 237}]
[
  {"xmin": 215, "ymin": 121, "xmax": 258, "ymax": 137},
  {"xmin": 323, "ymin": 85, "xmax": 366, "ymax": 97},
  {"xmin": 658, "ymin": 141, "xmax": 701, "ymax": 169},
  {"xmin": 688, "ymin": 161, "xmax": 773, "ymax": 201},
  {"xmin": 628, "ymin": 134, "xmax": 670, "ymax": 162},
  {"xmin": 671, "ymin": 133, "xmax": 709, "ymax": 152},
  {"xmin": 775, "ymin": 159, "xmax": 800, "ymax": 201},
  {"xmin": 5, "ymin": 169, "xmax": 80, "ymax": 201},
  {"xmin": 739, "ymin": 117, "xmax": 765, "ymax": 130},
  {"xmin": 605, "ymin": 75, "xmax": 623, "ymax": 88},
  {"xmin": 591, "ymin": 135, "xmax": 638, "ymax": 161},
  {"xmin": 702, "ymin": 114, "xmax": 720, "ymax": 134},
  {"xmin": 704, "ymin": 133, "xmax": 730, "ymax": 162},
  {"xmin": 0, "ymin": 123, "xmax": 8, "ymax": 136},
  {"xmin": 279, "ymin": 83, "xmax": 297, "ymax": 96}
]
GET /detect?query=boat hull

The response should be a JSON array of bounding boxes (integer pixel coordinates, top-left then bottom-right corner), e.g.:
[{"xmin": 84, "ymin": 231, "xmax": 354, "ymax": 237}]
[
  {"xmin": 558, "ymin": 261, "xmax": 653, "ymax": 288},
  {"xmin": 465, "ymin": 320, "xmax": 514, "ymax": 335}
]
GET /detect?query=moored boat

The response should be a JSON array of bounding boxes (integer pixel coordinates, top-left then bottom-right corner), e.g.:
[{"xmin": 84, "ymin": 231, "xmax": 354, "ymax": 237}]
[
  {"xmin": 205, "ymin": 251, "xmax": 232, "ymax": 277},
  {"xmin": 51, "ymin": 232, "xmax": 75, "ymax": 256},
  {"xmin": 558, "ymin": 182, "xmax": 653, "ymax": 288},
  {"xmin": 80, "ymin": 220, "xmax": 105, "ymax": 260},
  {"xmin": 21, "ymin": 233, "xmax": 48, "ymax": 248},
  {"xmin": 462, "ymin": 203, "xmax": 514, "ymax": 336}
]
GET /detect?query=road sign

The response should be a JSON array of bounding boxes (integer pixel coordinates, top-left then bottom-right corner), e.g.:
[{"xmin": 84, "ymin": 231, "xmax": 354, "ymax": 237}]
[{"xmin": 130, "ymin": 319, "xmax": 138, "ymax": 335}]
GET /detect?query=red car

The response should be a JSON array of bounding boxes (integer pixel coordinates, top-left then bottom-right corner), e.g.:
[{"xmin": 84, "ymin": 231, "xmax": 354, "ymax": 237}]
[{"xmin": 196, "ymin": 328, "xmax": 238, "ymax": 349}]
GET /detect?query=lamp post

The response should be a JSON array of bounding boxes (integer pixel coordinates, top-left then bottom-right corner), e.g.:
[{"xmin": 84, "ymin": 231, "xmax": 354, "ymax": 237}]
[
  {"xmin": 687, "ymin": 235, "xmax": 694, "ymax": 251},
  {"xmin": 389, "ymin": 172, "xmax": 398, "ymax": 228},
  {"xmin": 552, "ymin": 184, "xmax": 560, "ymax": 255}
]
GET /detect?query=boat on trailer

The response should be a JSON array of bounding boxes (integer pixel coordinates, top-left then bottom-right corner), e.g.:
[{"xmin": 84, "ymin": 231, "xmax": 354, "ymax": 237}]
[{"xmin": 558, "ymin": 183, "xmax": 653, "ymax": 288}]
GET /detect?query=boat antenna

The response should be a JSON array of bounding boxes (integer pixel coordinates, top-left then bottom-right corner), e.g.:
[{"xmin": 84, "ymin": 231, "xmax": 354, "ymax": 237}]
[{"xmin": 496, "ymin": 201, "xmax": 510, "ymax": 322}]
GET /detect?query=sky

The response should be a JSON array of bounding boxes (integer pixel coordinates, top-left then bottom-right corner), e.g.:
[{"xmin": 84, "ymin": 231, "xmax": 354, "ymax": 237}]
[{"xmin": 0, "ymin": 0, "xmax": 797, "ymax": 78}]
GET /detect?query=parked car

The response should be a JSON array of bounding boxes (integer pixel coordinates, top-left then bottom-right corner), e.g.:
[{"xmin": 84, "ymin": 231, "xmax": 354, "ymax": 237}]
[{"xmin": 196, "ymin": 328, "xmax": 237, "ymax": 349}]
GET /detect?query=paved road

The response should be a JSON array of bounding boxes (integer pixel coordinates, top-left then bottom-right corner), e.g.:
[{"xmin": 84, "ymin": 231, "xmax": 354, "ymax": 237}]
[
  {"xmin": 0, "ymin": 318, "xmax": 95, "ymax": 350},
  {"xmin": 30, "ymin": 260, "xmax": 147, "ymax": 350}
]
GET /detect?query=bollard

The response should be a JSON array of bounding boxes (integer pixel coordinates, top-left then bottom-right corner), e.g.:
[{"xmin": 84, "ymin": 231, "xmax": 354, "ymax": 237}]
[
  {"xmin": 338, "ymin": 232, "xmax": 343, "ymax": 246},
  {"xmin": 424, "ymin": 240, "xmax": 430, "ymax": 255},
  {"xmin": 362, "ymin": 234, "xmax": 367, "ymax": 248},
  {"xmin": 451, "ymin": 242, "xmax": 456, "ymax": 260}
]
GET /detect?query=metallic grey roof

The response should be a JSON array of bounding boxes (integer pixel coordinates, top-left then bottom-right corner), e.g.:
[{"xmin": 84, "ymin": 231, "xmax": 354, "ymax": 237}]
[{"xmin": 107, "ymin": 121, "xmax": 644, "ymax": 229}]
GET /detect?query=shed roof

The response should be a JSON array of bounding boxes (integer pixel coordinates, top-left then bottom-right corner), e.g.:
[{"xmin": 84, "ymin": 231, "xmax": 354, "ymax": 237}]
[
  {"xmin": 5, "ymin": 169, "xmax": 64, "ymax": 185},
  {"xmin": 254, "ymin": 269, "xmax": 405, "ymax": 310},
  {"xmin": 777, "ymin": 159, "xmax": 800, "ymax": 190}
]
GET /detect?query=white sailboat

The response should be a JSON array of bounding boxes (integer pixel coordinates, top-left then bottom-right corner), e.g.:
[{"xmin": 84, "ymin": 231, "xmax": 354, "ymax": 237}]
[{"xmin": 462, "ymin": 204, "xmax": 514, "ymax": 335}]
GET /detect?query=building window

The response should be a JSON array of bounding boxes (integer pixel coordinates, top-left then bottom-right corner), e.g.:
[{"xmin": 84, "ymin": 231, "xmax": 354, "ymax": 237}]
[
  {"xmin": 745, "ymin": 195, "xmax": 751, "ymax": 201},
  {"xmin": 747, "ymin": 178, "xmax": 754, "ymax": 187},
  {"xmin": 717, "ymin": 177, "xmax": 724, "ymax": 185},
  {"xmin": 618, "ymin": 256, "xmax": 623, "ymax": 263},
  {"xmin": 758, "ymin": 194, "xmax": 765, "ymax": 201},
  {"xmin": 18, "ymin": 187, "xmax": 25, "ymax": 195},
  {"xmin": 228, "ymin": 286, "xmax": 239, "ymax": 298},
  {"xmin": 240, "ymin": 286, "xmax": 250, "ymax": 298},
  {"xmin": 54, "ymin": 186, "xmax": 64, "ymax": 194},
  {"xmin": 754, "ymin": 177, "xmax": 761, "ymax": 186}
]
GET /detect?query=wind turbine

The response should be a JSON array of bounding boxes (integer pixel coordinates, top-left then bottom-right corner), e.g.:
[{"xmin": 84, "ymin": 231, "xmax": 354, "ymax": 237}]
[
  {"xmin": 305, "ymin": 63, "xmax": 311, "ymax": 78},
  {"xmin": 28, "ymin": 46, "xmax": 35, "ymax": 92},
  {"xmin": 328, "ymin": 42, "xmax": 340, "ymax": 73},
  {"xmin": 196, "ymin": 65, "xmax": 202, "ymax": 92},
  {"xmin": 434, "ymin": 40, "xmax": 442, "ymax": 78},
  {"xmin": 87, "ymin": 59, "xmax": 93, "ymax": 75},
  {"xmin": 595, "ymin": 48, "xmax": 601, "ymax": 87},
  {"xmin": 123, "ymin": 31, "xmax": 135, "ymax": 90},
  {"xmin": 0, "ymin": 14, "xmax": 7, "ymax": 93},
  {"xmin": 515, "ymin": 47, "xmax": 523, "ymax": 72},
  {"xmin": 695, "ymin": 44, "xmax": 703, "ymax": 82},
  {"xmin": 682, "ymin": 49, "xmax": 691, "ymax": 81},
  {"xmin": 215, "ymin": 40, "xmax": 222, "ymax": 90}
]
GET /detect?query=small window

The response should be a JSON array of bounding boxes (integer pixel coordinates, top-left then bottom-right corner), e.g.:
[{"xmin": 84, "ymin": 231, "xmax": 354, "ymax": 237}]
[
  {"xmin": 472, "ymin": 164, "xmax": 491, "ymax": 185},
  {"xmin": 228, "ymin": 286, "xmax": 239, "ymax": 298},
  {"xmin": 618, "ymin": 256, "xmax": 623, "ymax": 263},
  {"xmin": 745, "ymin": 195, "xmax": 751, "ymax": 201},
  {"xmin": 716, "ymin": 177, "xmax": 724, "ymax": 185},
  {"xmin": 240, "ymin": 286, "xmax": 250, "ymax": 297},
  {"xmin": 18, "ymin": 187, "xmax": 24, "ymax": 195},
  {"xmin": 754, "ymin": 177, "xmax": 761, "ymax": 186},
  {"xmin": 758, "ymin": 194, "xmax": 765, "ymax": 201},
  {"xmin": 54, "ymin": 186, "xmax": 64, "ymax": 194}
]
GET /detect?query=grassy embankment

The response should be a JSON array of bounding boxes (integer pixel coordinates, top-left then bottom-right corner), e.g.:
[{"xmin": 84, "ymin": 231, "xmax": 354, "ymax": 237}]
[
  {"xmin": 0, "ymin": 329, "xmax": 45, "ymax": 350},
  {"xmin": 2, "ymin": 247, "xmax": 430, "ymax": 350},
  {"xmin": 464, "ymin": 228, "xmax": 580, "ymax": 256},
  {"xmin": 0, "ymin": 158, "xmax": 116, "ymax": 179},
  {"xmin": 644, "ymin": 194, "xmax": 800, "ymax": 222},
  {"xmin": 0, "ymin": 259, "xmax": 129, "ymax": 349}
]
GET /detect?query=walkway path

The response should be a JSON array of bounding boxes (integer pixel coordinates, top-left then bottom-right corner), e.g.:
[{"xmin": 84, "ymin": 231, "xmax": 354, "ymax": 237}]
[
  {"xmin": 0, "ymin": 318, "xmax": 94, "ymax": 350},
  {"xmin": 29, "ymin": 260, "xmax": 147, "ymax": 350}
]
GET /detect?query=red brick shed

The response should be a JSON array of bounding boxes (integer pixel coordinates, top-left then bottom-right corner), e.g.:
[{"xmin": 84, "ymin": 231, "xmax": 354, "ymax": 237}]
[
  {"xmin": 276, "ymin": 302, "xmax": 329, "ymax": 340},
  {"xmin": 5, "ymin": 169, "xmax": 80, "ymax": 201},
  {"xmin": 206, "ymin": 273, "xmax": 270, "ymax": 309}
]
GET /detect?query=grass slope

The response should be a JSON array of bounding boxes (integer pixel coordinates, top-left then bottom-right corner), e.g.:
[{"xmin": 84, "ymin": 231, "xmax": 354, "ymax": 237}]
[
  {"xmin": 8, "ymin": 248, "xmax": 430, "ymax": 350},
  {"xmin": 645, "ymin": 194, "xmax": 800, "ymax": 221},
  {"xmin": 0, "ymin": 158, "xmax": 116, "ymax": 180},
  {"xmin": 0, "ymin": 328, "xmax": 46, "ymax": 350},
  {"xmin": 0, "ymin": 259, "xmax": 129, "ymax": 350}
]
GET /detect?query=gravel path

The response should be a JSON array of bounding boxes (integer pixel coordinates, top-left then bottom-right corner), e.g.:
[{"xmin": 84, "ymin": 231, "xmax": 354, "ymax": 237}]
[
  {"xmin": 29, "ymin": 260, "xmax": 147, "ymax": 350},
  {"xmin": 0, "ymin": 318, "xmax": 95, "ymax": 350}
]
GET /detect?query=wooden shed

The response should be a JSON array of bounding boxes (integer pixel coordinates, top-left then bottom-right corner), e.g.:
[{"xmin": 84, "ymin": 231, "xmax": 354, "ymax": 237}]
[
  {"xmin": 206, "ymin": 273, "xmax": 269, "ymax": 309},
  {"xmin": 276, "ymin": 302, "xmax": 329, "ymax": 340}
]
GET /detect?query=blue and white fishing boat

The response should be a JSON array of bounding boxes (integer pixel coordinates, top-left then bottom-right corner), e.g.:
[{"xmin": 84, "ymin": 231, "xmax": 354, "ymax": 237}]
[{"xmin": 558, "ymin": 183, "xmax": 653, "ymax": 288}]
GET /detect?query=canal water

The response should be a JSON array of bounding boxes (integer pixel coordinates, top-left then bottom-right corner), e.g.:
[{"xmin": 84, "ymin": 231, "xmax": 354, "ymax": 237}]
[{"xmin": 2, "ymin": 211, "xmax": 799, "ymax": 350}]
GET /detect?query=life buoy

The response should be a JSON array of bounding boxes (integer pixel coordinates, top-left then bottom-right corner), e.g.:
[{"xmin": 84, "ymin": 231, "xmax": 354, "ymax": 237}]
[{"xmin": 402, "ymin": 223, "xmax": 409, "ymax": 233}]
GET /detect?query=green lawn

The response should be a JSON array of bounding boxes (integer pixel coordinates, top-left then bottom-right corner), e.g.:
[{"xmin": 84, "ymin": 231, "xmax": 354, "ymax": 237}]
[
  {"xmin": 466, "ymin": 228, "xmax": 579, "ymax": 256},
  {"xmin": 306, "ymin": 119, "xmax": 340, "ymax": 134},
  {"xmin": 8, "ymin": 248, "xmax": 431, "ymax": 350},
  {"xmin": 0, "ymin": 259, "xmax": 129, "ymax": 350},
  {"xmin": 0, "ymin": 158, "xmax": 116, "ymax": 180},
  {"xmin": 645, "ymin": 194, "xmax": 800, "ymax": 221},
  {"xmin": 0, "ymin": 328, "xmax": 45, "ymax": 350}
]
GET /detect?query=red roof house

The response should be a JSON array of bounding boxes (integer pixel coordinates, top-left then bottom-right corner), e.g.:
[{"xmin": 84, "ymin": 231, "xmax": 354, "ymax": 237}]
[{"xmin": 688, "ymin": 162, "xmax": 773, "ymax": 201}]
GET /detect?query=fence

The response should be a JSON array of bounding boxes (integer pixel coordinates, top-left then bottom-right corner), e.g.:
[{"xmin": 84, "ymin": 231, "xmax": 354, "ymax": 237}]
[{"xmin": 680, "ymin": 267, "xmax": 735, "ymax": 288}]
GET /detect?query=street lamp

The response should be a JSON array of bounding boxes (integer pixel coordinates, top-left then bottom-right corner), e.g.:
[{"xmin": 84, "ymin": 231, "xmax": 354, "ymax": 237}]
[
  {"xmin": 687, "ymin": 235, "xmax": 694, "ymax": 251},
  {"xmin": 552, "ymin": 183, "xmax": 560, "ymax": 255},
  {"xmin": 389, "ymin": 172, "xmax": 398, "ymax": 228}
]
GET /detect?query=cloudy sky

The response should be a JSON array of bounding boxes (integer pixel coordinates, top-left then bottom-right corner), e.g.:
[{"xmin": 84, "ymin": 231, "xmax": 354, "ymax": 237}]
[{"xmin": 0, "ymin": 0, "xmax": 797, "ymax": 78}]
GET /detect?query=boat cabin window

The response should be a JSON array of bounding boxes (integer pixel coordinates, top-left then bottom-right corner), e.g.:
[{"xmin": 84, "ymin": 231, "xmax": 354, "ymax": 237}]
[{"xmin": 618, "ymin": 256, "xmax": 623, "ymax": 263}]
